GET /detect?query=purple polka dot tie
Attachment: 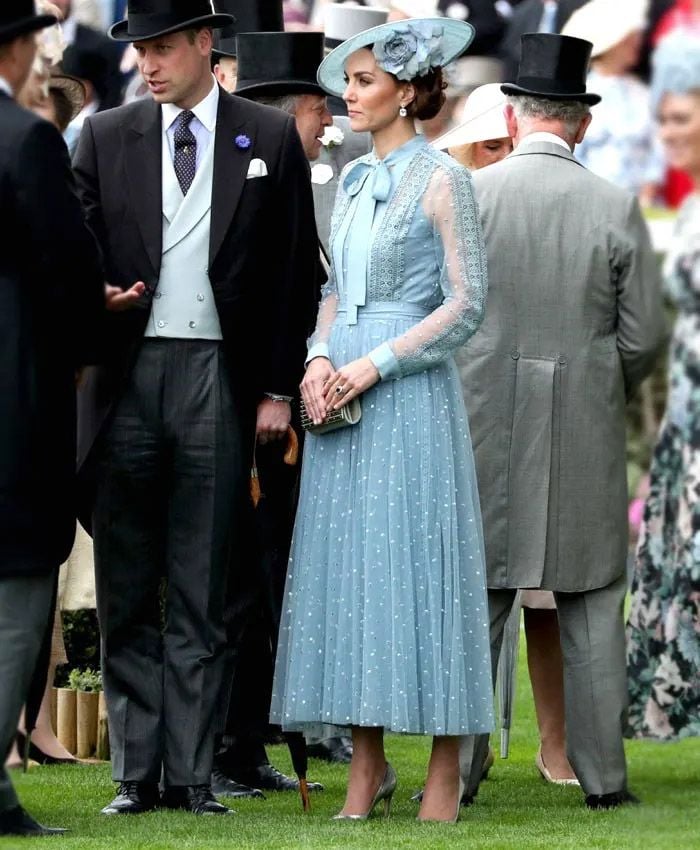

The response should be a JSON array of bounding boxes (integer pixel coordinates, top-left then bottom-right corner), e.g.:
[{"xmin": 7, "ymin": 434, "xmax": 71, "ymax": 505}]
[{"xmin": 173, "ymin": 110, "xmax": 196, "ymax": 195}]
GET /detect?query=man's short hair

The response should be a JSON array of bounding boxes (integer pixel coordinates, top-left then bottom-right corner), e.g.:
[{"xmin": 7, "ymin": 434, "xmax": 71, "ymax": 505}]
[
  {"xmin": 508, "ymin": 95, "xmax": 590, "ymax": 137},
  {"xmin": 252, "ymin": 93, "xmax": 299, "ymax": 116}
]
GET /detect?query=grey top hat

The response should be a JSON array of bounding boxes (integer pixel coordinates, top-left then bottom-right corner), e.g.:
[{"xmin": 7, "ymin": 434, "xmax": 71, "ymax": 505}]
[
  {"xmin": 323, "ymin": 4, "xmax": 390, "ymax": 50},
  {"xmin": 212, "ymin": 0, "xmax": 284, "ymax": 61},
  {"xmin": 109, "ymin": 0, "xmax": 234, "ymax": 43},
  {"xmin": 235, "ymin": 31, "xmax": 326, "ymax": 98},
  {"xmin": 0, "ymin": 0, "xmax": 56, "ymax": 47}
]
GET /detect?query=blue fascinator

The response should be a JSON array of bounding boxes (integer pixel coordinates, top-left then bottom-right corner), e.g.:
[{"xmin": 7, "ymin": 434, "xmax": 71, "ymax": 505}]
[
  {"xmin": 651, "ymin": 32, "xmax": 700, "ymax": 112},
  {"xmin": 317, "ymin": 17, "xmax": 474, "ymax": 97}
]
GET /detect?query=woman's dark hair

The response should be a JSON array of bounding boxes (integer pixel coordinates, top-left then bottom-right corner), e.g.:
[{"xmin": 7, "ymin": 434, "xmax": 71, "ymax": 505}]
[{"xmin": 406, "ymin": 67, "xmax": 447, "ymax": 121}]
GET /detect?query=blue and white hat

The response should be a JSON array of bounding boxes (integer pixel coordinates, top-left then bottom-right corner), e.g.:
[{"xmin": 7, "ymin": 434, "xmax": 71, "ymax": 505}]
[
  {"xmin": 317, "ymin": 17, "xmax": 474, "ymax": 97},
  {"xmin": 651, "ymin": 32, "xmax": 700, "ymax": 112}
]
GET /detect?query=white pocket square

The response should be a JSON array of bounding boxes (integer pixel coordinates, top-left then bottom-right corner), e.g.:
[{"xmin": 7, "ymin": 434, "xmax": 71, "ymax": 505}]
[
  {"xmin": 311, "ymin": 163, "xmax": 334, "ymax": 185},
  {"xmin": 246, "ymin": 158, "xmax": 268, "ymax": 179}
]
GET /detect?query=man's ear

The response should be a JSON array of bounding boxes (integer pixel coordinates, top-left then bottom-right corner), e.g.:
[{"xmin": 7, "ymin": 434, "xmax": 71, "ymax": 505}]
[
  {"xmin": 574, "ymin": 112, "xmax": 593, "ymax": 145},
  {"xmin": 504, "ymin": 104, "xmax": 518, "ymax": 140}
]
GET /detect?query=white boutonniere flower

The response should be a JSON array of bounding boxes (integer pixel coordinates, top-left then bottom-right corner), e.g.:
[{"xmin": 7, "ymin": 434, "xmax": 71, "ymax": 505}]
[{"xmin": 321, "ymin": 125, "xmax": 345, "ymax": 149}]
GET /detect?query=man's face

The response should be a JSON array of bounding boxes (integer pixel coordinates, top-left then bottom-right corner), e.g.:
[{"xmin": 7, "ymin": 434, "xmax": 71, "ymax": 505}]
[
  {"xmin": 294, "ymin": 94, "xmax": 333, "ymax": 160},
  {"xmin": 213, "ymin": 56, "xmax": 237, "ymax": 93},
  {"xmin": 134, "ymin": 29, "xmax": 213, "ymax": 108}
]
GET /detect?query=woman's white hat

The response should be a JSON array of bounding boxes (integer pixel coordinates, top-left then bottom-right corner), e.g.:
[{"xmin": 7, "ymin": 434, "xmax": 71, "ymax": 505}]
[
  {"xmin": 432, "ymin": 83, "xmax": 508, "ymax": 149},
  {"xmin": 317, "ymin": 16, "xmax": 474, "ymax": 97},
  {"xmin": 390, "ymin": 0, "xmax": 439, "ymax": 17},
  {"xmin": 561, "ymin": 0, "xmax": 648, "ymax": 59}
]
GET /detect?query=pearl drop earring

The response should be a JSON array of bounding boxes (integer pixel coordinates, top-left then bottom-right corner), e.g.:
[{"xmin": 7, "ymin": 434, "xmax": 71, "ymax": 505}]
[{"xmin": 399, "ymin": 105, "xmax": 408, "ymax": 118}]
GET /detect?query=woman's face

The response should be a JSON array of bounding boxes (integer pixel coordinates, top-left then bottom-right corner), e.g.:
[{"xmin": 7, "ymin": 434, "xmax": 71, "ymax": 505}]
[
  {"xmin": 470, "ymin": 137, "xmax": 513, "ymax": 170},
  {"xmin": 343, "ymin": 48, "xmax": 410, "ymax": 135},
  {"xmin": 658, "ymin": 91, "xmax": 700, "ymax": 177}
]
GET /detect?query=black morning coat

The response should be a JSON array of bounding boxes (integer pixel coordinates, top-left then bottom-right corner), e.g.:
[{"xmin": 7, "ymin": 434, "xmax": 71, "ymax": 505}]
[
  {"xmin": 72, "ymin": 88, "xmax": 323, "ymax": 520},
  {"xmin": 0, "ymin": 92, "xmax": 104, "ymax": 578}
]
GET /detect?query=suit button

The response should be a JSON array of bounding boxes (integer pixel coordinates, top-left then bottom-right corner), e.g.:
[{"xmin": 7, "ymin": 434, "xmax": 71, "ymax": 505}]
[
  {"xmin": 558, "ymin": 355, "xmax": 567, "ymax": 365},
  {"xmin": 189, "ymin": 321, "xmax": 196, "ymax": 328},
  {"xmin": 511, "ymin": 350, "xmax": 520, "ymax": 360},
  {"xmin": 197, "ymin": 293, "xmax": 205, "ymax": 302}
]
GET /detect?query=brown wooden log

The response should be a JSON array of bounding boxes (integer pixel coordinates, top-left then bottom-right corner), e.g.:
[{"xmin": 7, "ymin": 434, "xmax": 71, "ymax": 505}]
[
  {"xmin": 76, "ymin": 691, "xmax": 98, "ymax": 758},
  {"xmin": 56, "ymin": 688, "xmax": 76, "ymax": 755}
]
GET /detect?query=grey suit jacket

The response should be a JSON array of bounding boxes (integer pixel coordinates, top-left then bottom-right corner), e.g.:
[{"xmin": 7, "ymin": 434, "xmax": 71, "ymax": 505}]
[
  {"xmin": 457, "ymin": 141, "xmax": 666, "ymax": 593},
  {"xmin": 311, "ymin": 116, "xmax": 371, "ymax": 254}
]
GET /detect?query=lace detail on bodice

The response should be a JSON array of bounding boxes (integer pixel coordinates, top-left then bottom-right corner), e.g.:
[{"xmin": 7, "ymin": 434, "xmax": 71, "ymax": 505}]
[{"xmin": 367, "ymin": 150, "xmax": 438, "ymax": 303}]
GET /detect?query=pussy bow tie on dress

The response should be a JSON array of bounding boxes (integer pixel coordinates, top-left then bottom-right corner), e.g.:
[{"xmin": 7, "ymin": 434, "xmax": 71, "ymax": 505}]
[{"xmin": 340, "ymin": 156, "xmax": 392, "ymax": 324}]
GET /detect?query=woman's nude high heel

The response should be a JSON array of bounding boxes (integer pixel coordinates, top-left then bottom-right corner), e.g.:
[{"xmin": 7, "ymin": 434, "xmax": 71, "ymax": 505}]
[
  {"xmin": 417, "ymin": 777, "xmax": 465, "ymax": 824},
  {"xmin": 333, "ymin": 763, "xmax": 397, "ymax": 821}
]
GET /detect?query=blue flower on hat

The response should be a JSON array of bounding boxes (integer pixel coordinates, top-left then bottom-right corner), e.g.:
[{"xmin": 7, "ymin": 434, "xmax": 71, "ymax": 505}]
[
  {"xmin": 373, "ymin": 22, "xmax": 445, "ymax": 81},
  {"xmin": 235, "ymin": 134, "xmax": 252, "ymax": 150}
]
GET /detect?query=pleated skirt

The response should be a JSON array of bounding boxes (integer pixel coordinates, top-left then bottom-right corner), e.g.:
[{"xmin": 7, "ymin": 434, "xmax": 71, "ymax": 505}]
[{"xmin": 270, "ymin": 307, "xmax": 495, "ymax": 736}]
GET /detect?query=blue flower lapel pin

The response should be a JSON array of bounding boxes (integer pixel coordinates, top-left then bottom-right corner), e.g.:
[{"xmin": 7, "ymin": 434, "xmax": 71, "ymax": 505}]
[{"xmin": 235, "ymin": 134, "xmax": 252, "ymax": 150}]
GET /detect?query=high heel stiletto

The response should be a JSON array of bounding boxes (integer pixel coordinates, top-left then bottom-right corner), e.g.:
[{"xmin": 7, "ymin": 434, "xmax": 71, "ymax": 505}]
[
  {"xmin": 417, "ymin": 776, "xmax": 465, "ymax": 824},
  {"xmin": 332, "ymin": 763, "xmax": 397, "ymax": 821}
]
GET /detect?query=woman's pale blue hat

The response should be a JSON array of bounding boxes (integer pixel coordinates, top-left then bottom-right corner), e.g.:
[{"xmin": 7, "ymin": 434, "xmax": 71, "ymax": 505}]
[
  {"xmin": 317, "ymin": 17, "xmax": 475, "ymax": 97},
  {"xmin": 651, "ymin": 32, "xmax": 700, "ymax": 112}
]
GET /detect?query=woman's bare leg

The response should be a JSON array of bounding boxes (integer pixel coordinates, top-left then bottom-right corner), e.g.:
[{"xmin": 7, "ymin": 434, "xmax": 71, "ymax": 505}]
[
  {"xmin": 418, "ymin": 735, "xmax": 461, "ymax": 822},
  {"xmin": 339, "ymin": 726, "xmax": 387, "ymax": 816}
]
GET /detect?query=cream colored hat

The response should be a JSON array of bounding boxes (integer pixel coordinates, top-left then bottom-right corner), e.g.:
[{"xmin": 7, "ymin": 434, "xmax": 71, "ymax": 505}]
[
  {"xmin": 432, "ymin": 83, "xmax": 508, "ymax": 149},
  {"xmin": 391, "ymin": 0, "xmax": 439, "ymax": 17},
  {"xmin": 561, "ymin": 0, "xmax": 648, "ymax": 59}
]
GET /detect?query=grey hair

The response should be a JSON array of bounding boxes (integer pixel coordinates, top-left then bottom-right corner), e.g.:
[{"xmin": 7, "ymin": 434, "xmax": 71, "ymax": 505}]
[
  {"xmin": 252, "ymin": 93, "xmax": 299, "ymax": 116},
  {"xmin": 507, "ymin": 95, "xmax": 590, "ymax": 136}
]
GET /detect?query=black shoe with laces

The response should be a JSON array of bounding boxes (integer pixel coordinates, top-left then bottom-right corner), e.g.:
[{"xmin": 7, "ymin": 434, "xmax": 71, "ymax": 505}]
[
  {"xmin": 100, "ymin": 781, "xmax": 160, "ymax": 815},
  {"xmin": 229, "ymin": 763, "xmax": 324, "ymax": 793},
  {"xmin": 211, "ymin": 768, "xmax": 265, "ymax": 799},
  {"xmin": 161, "ymin": 784, "xmax": 234, "ymax": 815}
]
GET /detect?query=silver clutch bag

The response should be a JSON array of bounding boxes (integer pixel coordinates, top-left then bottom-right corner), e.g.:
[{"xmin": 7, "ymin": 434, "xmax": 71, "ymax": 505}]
[{"xmin": 299, "ymin": 396, "xmax": 362, "ymax": 435}]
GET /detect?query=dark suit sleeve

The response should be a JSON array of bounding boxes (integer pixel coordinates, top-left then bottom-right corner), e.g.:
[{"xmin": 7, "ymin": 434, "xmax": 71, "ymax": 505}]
[
  {"xmin": 262, "ymin": 116, "xmax": 322, "ymax": 397},
  {"xmin": 14, "ymin": 118, "xmax": 104, "ymax": 365},
  {"xmin": 73, "ymin": 117, "xmax": 109, "ymax": 256}
]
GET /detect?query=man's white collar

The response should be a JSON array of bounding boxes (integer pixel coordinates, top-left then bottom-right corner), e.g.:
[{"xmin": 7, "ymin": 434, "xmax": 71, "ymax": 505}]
[
  {"xmin": 517, "ymin": 132, "xmax": 571, "ymax": 152},
  {"xmin": 162, "ymin": 76, "xmax": 219, "ymax": 133}
]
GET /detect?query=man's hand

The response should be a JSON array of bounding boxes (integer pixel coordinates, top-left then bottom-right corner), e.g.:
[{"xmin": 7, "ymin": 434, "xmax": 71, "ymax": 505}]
[
  {"xmin": 256, "ymin": 399, "xmax": 291, "ymax": 445},
  {"xmin": 105, "ymin": 281, "xmax": 146, "ymax": 312}
]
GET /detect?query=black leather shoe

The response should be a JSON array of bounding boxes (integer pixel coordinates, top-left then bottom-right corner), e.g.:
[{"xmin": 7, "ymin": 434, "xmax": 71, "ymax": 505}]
[
  {"xmin": 211, "ymin": 769, "xmax": 265, "ymax": 799},
  {"xmin": 306, "ymin": 736, "xmax": 353, "ymax": 764},
  {"xmin": 162, "ymin": 785, "xmax": 234, "ymax": 815},
  {"xmin": 100, "ymin": 782, "xmax": 160, "ymax": 815},
  {"xmin": 230, "ymin": 763, "xmax": 324, "ymax": 793},
  {"xmin": 585, "ymin": 790, "xmax": 641, "ymax": 810},
  {"xmin": 0, "ymin": 805, "xmax": 67, "ymax": 835}
]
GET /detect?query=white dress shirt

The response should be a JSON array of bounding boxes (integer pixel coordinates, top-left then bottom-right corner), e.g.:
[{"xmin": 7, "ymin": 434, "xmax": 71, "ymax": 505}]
[{"xmin": 162, "ymin": 76, "xmax": 219, "ymax": 171}]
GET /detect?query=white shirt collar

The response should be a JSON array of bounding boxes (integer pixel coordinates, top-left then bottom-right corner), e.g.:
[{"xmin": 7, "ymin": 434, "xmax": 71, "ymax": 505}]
[
  {"xmin": 0, "ymin": 75, "xmax": 13, "ymax": 97},
  {"xmin": 162, "ymin": 76, "xmax": 219, "ymax": 133},
  {"xmin": 517, "ymin": 131, "xmax": 572, "ymax": 152}
]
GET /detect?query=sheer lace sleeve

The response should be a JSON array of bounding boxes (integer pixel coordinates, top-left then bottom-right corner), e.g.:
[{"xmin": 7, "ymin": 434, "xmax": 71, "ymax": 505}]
[
  {"xmin": 368, "ymin": 164, "xmax": 487, "ymax": 380},
  {"xmin": 305, "ymin": 268, "xmax": 339, "ymax": 364}
]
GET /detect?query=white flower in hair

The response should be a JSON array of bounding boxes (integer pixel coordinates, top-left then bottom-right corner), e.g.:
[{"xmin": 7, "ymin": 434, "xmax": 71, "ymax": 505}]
[{"xmin": 321, "ymin": 125, "xmax": 345, "ymax": 148}]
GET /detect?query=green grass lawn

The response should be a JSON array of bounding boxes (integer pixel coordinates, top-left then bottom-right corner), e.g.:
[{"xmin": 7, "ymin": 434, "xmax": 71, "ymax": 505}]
[{"xmin": 4, "ymin": 642, "xmax": 699, "ymax": 850}]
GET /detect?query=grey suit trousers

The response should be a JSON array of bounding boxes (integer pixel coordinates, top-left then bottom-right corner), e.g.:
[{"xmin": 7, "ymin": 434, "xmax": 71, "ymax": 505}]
[
  {"xmin": 93, "ymin": 339, "xmax": 243, "ymax": 787},
  {"xmin": 0, "ymin": 573, "xmax": 54, "ymax": 811},
  {"xmin": 461, "ymin": 572, "xmax": 629, "ymax": 798}
]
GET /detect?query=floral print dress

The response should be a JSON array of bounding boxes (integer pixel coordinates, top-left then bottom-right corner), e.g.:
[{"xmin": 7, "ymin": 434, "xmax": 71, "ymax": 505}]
[{"xmin": 627, "ymin": 194, "xmax": 700, "ymax": 740}]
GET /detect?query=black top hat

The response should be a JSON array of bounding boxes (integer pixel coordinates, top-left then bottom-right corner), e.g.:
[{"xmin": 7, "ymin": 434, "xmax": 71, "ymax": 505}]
[
  {"xmin": 212, "ymin": 0, "xmax": 284, "ymax": 61},
  {"xmin": 501, "ymin": 33, "xmax": 601, "ymax": 105},
  {"xmin": 235, "ymin": 32, "xmax": 326, "ymax": 98},
  {"xmin": 109, "ymin": 0, "xmax": 235, "ymax": 43},
  {"xmin": 0, "ymin": 1, "xmax": 56, "ymax": 46}
]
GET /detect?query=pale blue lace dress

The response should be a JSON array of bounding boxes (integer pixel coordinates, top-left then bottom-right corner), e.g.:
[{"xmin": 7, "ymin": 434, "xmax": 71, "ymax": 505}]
[{"xmin": 270, "ymin": 135, "xmax": 494, "ymax": 736}]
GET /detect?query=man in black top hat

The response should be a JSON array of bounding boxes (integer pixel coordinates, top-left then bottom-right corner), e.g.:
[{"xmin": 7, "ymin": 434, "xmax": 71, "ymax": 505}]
[
  {"xmin": 211, "ymin": 0, "xmax": 284, "ymax": 94},
  {"xmin": 73, "ymin": 0, "xmax": 320, "ymax": 816},
  {"xmin": 209, "ymin": 25, "xmax": 330, "ymax": 795},
  {"xmin": 0, "ymin": 0, "xmax": 104, "ymax": 837},
  {"xmin": 457, "ymin": 32, "xmax": 664, "ymax": 810}
]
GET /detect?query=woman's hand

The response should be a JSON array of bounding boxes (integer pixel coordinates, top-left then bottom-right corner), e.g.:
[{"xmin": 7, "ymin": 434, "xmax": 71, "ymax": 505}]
[
  {"xmin": 323, "ymin": 357, "xmax": 380, "ymax": 410},
  {"xmin": 301, "ymin": 357, "xmax": 335, "ymax": 425}
]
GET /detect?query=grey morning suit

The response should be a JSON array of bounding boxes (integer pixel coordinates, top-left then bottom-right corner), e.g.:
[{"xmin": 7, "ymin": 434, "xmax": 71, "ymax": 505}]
[{"xmin": 457, "ymin": 140, "xmax": 666, "ymax": 797}]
